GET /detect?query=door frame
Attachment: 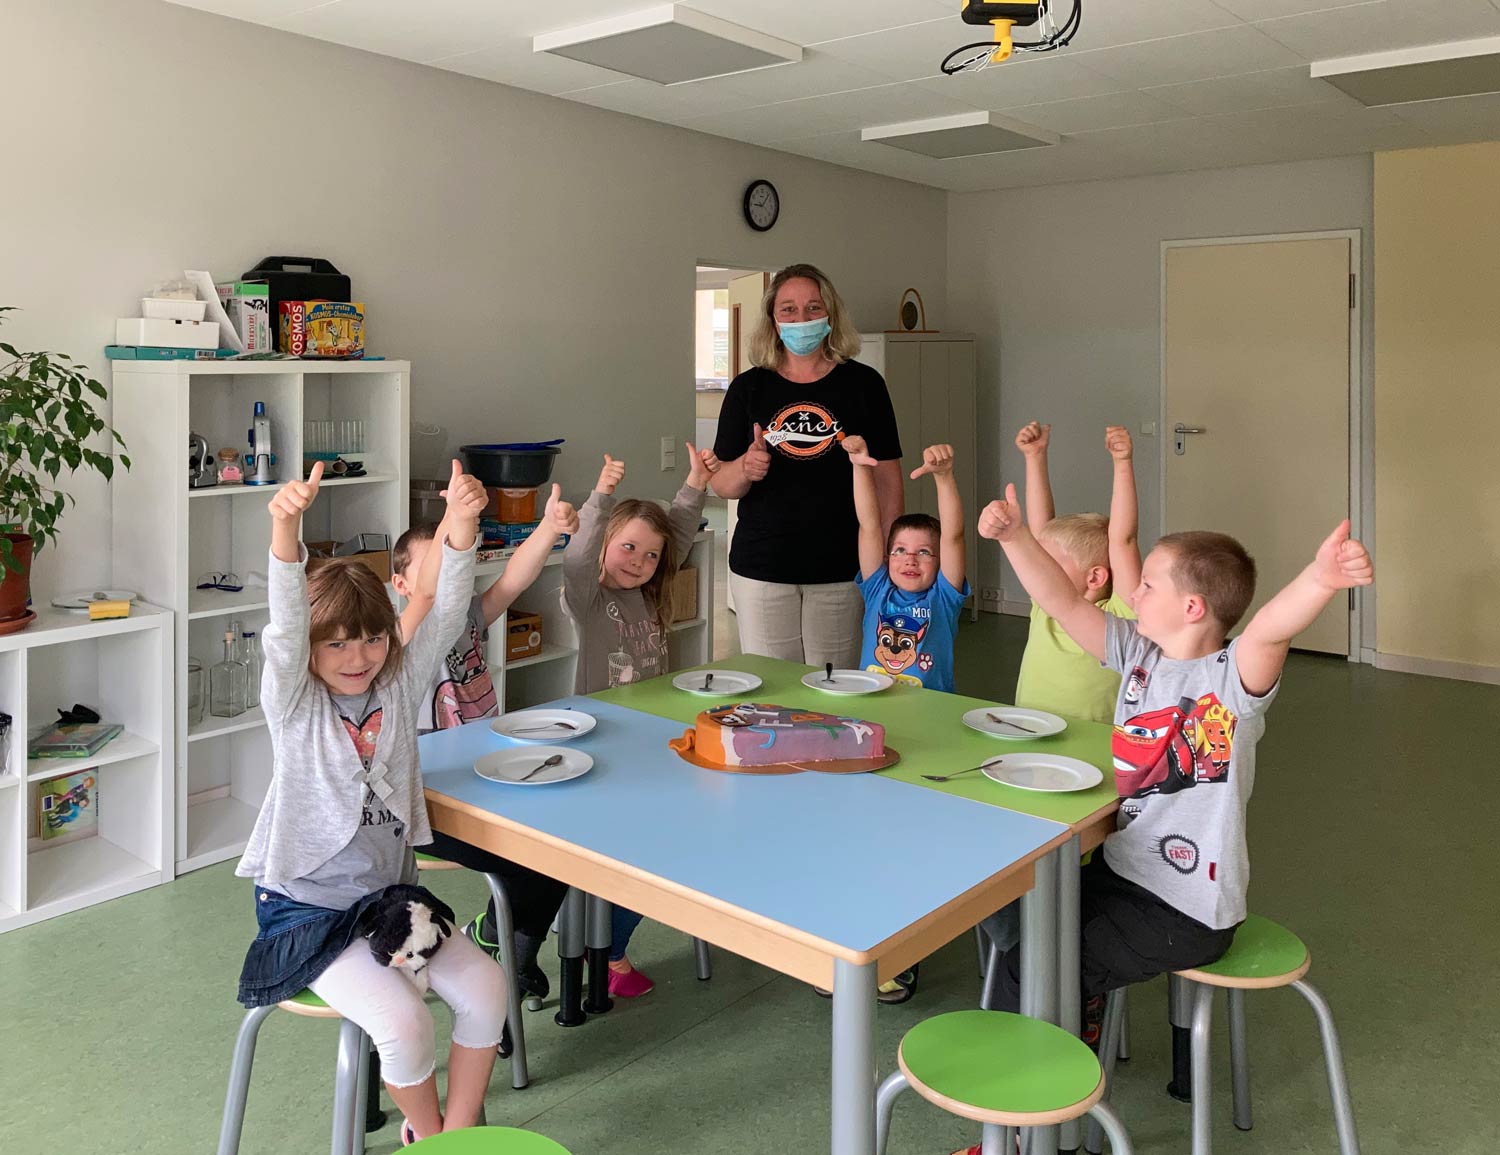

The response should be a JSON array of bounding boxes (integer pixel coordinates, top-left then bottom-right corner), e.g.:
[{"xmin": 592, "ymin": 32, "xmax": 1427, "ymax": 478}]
[{"xmin": 1159, "ymin": 229, "xmax": 1366, "ymax": 661}]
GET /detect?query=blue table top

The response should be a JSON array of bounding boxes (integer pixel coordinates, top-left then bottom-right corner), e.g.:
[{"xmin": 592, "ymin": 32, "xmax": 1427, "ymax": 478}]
[{"xmin": 421, "ymin": 697, "xmax": 1069, "ymax": 955}]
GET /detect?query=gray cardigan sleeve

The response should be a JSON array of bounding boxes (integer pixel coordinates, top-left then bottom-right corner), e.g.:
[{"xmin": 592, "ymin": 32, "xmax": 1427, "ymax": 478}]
[
  {"xmin": 563, "ymin": 489, "xmax": 614, "ymax": 620},
  {"xmin": 400, "ymin": 537, "xmax": 477, "ymax": 703},
  {"xmin": 261, "ymin": 546, "xmax": 311, "ymax": 729}
]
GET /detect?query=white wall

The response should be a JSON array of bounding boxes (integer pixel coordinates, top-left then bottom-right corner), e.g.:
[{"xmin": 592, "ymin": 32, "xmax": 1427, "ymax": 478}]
[
  {"xmin": 946, "ymin": 156, "xmax": 1374, "ymax": 622},
  {"xmin": 0, "ymin": 0, "xmax": 947, "ymax": 605}
]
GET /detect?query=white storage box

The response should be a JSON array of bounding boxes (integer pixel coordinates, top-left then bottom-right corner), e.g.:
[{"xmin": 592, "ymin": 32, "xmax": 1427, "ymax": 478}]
[
  {"xmin": 141, "ymin": 297, "xmax": 207, "ymax": 321},
  {"xmin": 115, "ymin": 317, "xmax": 218, "ymax": 349}
]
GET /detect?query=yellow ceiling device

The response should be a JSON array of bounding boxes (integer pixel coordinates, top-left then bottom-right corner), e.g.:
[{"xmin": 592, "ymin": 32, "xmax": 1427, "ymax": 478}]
[{"xmin": 942, "ymin": 1, "xmax": 1084, "ymax": 74}]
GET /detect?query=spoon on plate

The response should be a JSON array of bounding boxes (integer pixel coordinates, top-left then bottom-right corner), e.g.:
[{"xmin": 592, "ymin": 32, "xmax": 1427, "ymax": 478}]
[
  {"xmin": 515, "ymin": 754, "xmax": 565, "ymax": 782},
  {"xmin": 923, "ymin": 758, "xmax": 1002, "ymax": 783}
]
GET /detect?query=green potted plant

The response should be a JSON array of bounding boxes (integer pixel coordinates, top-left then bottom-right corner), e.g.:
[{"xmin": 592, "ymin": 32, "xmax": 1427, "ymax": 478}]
[{"xmin": 0, "ymin": 307, "xmax": 129, "ymax": 629}]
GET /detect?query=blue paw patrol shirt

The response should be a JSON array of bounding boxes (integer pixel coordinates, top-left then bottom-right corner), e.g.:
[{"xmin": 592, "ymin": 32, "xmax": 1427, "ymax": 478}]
[{"xmin": 856, "ymin": 568, "xmax": 970, "ymax": 692}]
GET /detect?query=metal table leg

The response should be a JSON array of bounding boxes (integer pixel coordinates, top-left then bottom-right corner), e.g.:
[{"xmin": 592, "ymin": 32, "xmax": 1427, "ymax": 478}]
[
  {"xmin": 1056, "ymin": 836, "xmax": 1082, "ymax": 1154},
  {"xmin": 831, "ymin": 958, "xmax": 878, "ymax": 1155},
  {"xmin": 584, "ymin": 892, "xmax": 614, "ymax": 1015},
  {"xmin": 1020, "ymin": 847, "xmax": 1061, "ymax": 1155},
  {"xmin": 554, "ymin": 887, "xmax": 587, "ymax": 1027}
]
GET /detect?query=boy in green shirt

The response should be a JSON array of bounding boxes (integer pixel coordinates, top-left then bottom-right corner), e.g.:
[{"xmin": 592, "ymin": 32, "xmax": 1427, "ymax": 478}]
[{"xmin": 1012, "ymin": 421, "xmax": 1140, "ymax": 724}]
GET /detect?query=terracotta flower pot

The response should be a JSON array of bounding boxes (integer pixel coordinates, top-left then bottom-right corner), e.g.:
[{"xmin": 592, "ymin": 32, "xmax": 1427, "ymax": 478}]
[{"xmin": 0, "ymin": 532, "xmax": 35, "ymax": 622}]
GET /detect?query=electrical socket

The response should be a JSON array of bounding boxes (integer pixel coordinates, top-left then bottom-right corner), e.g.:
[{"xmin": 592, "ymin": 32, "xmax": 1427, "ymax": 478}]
[
  {"xmin": 980, "ymin": 587, "xmax": 1002, "ymax": 602},
  {"xmin": 660, "ymin": 436, "xmax": 676, "ymax": 471}
]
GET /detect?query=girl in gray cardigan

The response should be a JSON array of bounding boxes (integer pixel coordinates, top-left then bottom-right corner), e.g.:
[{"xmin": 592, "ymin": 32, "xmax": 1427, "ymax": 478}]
[
  {"xmin": 562, "ymin": 449, "xmax": 710, "ymax": 996},
  {"xmin": 235, "ymin": 460, "xmax": 504, "ymax": 1145}
]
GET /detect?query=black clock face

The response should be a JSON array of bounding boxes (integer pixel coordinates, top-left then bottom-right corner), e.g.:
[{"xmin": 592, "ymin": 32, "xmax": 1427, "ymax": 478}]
[{"xmin": 744, "ymin": 180, "xmax": 779, "ymax": 231}]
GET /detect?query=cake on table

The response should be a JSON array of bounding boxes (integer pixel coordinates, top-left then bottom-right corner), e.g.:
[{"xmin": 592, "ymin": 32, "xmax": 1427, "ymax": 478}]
[{"xmin": 669, "ymin": 703, "xmax": 886, "ymax": 772}]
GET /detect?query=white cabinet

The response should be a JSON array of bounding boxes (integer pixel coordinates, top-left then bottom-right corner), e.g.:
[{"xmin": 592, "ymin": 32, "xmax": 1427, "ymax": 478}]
[
  {"xmin": 0, "ymin": 607, "xmax": 172, "ymax": 933},
  {"xmin": 860, "ymin": 332, "xmax": 979, "ymax": 616},
  {"xmin": 110, "ymin": 360, "xmax": 409, "ymax": 873}
]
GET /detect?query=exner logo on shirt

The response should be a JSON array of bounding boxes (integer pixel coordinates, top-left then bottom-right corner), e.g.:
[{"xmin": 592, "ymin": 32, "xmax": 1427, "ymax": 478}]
[{"xmin": 764, "ymin": 402, "xmax": 844, "ymax": 458}]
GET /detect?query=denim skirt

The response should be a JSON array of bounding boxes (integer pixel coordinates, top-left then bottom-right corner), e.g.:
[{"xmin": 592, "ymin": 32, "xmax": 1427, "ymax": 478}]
[{"xmin": 237, "ymin": 886, "xmax": 387, "ymax": 1008}]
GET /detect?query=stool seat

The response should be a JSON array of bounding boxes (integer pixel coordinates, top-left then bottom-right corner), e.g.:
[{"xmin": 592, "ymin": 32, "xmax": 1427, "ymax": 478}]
[
  {"xmin": 406, "ymin": 1125, "xmax": 573, "ymax": 1152},
  {"xmin": 1176, "ymin": 914, "xmax": 1310, "ymax": 989},
  {"xmin": 277, "ymin": 989, "xmax": 343, "ymax": 1019},
  {"xmin": 414, "ymin": 851, "xmax": 463, "ymax": 871},
  {"xmin": 898, "ymin": 1010, "xmax": 1105, "ymax": 1128}
]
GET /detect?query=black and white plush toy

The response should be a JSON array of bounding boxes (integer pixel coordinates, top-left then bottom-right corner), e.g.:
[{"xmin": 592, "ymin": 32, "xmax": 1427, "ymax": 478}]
[{"xmin": 359, "ymin": 885, "xmax": 457, "ymax": 993}]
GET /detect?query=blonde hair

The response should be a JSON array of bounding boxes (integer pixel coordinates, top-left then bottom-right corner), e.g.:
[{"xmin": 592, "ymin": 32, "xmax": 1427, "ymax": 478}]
[
  {"xmin": 747, "ymin": 263, "xmax": 862, "ymax": 370},
  {"xmin": 1038, "ymin": 513, "xmax": 1110, "ymax": 573},
  {"xmin": 306, "ymin": 560, "xmax": 404, "ymax": 684},
  {"xmin": 1155, "ymin": 531, "xmax": 1257, "ymax": 631},
  {"xmin": 599, "ymin": 499, "xmax": 679, "ymax": 637}
]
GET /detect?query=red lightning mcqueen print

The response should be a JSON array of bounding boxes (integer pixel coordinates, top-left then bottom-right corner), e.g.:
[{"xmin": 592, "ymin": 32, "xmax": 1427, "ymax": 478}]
[{"xmin": 1112, "ymin": 693, "xmax": 1237, "ymax": 799}]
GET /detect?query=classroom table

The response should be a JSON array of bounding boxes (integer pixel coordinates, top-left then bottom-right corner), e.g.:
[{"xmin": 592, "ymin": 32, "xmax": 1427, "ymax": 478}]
[
  {"xmin": 421, "ymin": 697, "xmax": 1070, "ymax": 1155},
  {"xmin": 597, "ymin": 654, "xmax": 1121, "ymax": 1154}
]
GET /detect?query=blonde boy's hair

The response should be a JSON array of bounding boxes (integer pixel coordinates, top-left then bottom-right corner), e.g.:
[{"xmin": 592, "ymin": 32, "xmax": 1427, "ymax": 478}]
[
  {"xmin": 1038, "ymin": 513, "xmax": 1110, "ymax": 575},
  {"xmin": 307, "ymin": 560, "xmax": 404, "ymax": 684},
  {"xmin": 748, "ymin": 263, "xmax": 862, "ymax": 369},
  {"xmin": 1155, "ymin": 531, "xmax": 1257, "ymax": 632}
]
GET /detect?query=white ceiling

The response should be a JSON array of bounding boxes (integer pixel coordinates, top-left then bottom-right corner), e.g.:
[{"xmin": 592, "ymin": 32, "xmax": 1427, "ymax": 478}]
[{"xmin": 167, "ymin": 0, "xmax": 1500, "ymax": 191}]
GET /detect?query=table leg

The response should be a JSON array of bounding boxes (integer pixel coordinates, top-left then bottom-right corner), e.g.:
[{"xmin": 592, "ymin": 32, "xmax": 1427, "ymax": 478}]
[
  {"xmin": 554, "ymin": 887, "xmax": 587, "ymax": 1027},
  {"xmin": 1056, "ymin": 836, "xmax": 1082, "ymax": 1154},
  {"xmin": 584, "ymin": 892, "xmax": 614, "ymax": 1015},
  {"xmin": 831, "ymin": 958, "xmax": 877, "ymax": 1155},
  {"xmin": 1020, "ymin": 847, "xmax": 1060, "ymax": 1155}
]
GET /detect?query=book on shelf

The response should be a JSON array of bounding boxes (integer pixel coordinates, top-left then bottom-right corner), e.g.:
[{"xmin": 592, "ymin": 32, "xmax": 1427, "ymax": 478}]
[
  {"xmin": 36, "ymin": 769, "xmax": 99, "ymax": 842},
  {"xmin": 28, "ymin": 722, "xmax": 124, "ymax": 759}
]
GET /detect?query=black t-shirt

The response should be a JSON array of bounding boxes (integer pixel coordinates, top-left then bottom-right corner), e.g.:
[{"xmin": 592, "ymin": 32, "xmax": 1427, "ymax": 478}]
[{"xmin": 714, "ymin": 360, "xmax": 902, "ymax": 585}]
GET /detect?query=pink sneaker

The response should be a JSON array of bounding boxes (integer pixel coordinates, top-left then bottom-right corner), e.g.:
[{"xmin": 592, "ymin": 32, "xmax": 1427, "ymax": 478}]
[{"xmin": 607, "ymin": 964, "xmax": 656, "ymax": 998}]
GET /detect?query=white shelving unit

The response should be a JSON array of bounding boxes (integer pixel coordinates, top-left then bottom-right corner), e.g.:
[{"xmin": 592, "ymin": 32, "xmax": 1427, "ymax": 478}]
[
  {"xmin": 0, "ymin": 606, "xmax": 172, "ymax": 933},
  {"xmin": 109, "ymin": 360, "xmax": 409, "ymax": 874}
]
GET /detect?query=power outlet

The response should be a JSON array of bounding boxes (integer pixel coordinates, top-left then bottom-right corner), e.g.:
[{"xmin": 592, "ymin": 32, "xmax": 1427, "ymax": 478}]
[
  {"xmin": 660, "ymin": 436, "xmax": 676, "ymax": 471},
  {"xmin": 980, "ymin": 587, "xmax": 1003, "ymax": 602}
]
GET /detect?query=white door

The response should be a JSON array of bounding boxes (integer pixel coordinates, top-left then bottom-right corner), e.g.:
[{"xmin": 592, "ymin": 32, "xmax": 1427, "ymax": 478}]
[{"xmin": 1164, "ymin": 237, "xmax": 1353, "ymax": 654}]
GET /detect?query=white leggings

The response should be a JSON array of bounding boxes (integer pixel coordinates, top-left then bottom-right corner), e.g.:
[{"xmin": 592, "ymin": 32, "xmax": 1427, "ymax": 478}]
[
  {"xmin": 729, "ymin": 574, "xmax": 864, "ymax": 670},
  {"xmin": 309, "ymin": 932, "xmax": 507, "ymax": 1088}
]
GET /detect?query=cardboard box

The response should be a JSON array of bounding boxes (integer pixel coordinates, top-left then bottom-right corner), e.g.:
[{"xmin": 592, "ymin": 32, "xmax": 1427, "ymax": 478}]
[
  {"xmin": 279, "ymin": 299, "xmax": 365, "ymax": 358},
  {"xmin": 670, "ymin": 566, "xmax": 698, "ymax": 623},
  {"xmin": 217, "ymin": 280, "xmax": 271, "ymax": 354},
  {"xmin": 306, "ymin": 539, "xmax": 392, "ymax": 584},
  {"xmin": 505, "ymin": 610, "xmax": 543, "ymax": 663}
]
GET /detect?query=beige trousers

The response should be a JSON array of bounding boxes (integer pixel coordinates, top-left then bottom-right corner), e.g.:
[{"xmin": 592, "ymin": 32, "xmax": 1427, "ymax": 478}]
[{"xmin": 728, "ymin": 573, "xmax": 863, "ymax": 670}]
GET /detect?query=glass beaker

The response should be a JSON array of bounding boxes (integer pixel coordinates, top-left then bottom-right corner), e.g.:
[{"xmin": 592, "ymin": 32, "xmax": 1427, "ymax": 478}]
[{"xmin": 187, "ymin": 658, "xmax": 206, "ymax": 726}]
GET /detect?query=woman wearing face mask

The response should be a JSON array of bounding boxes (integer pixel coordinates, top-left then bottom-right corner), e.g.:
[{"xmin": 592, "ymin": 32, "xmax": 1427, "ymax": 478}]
[{"xmin": 706, "ymin": 263, "xmax": 904, "ymax": 668}]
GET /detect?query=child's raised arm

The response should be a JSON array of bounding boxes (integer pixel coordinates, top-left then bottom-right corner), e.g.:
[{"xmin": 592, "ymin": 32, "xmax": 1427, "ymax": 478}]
[
  {"xmin": 664, "ymin": 442, "xmax": 711, "ymax": 567},
  {"xmin": 980, "ymin": 484, "xmax": 1107, "ymax": 661},
  {"xmin": 398, "ymin": 460, "xmax": 485, "ymax": 639},
  {"xmin": 842, "ymin": 434, "xmax": 885, "ymax": 580},
  {"xmin": 403, "ymin": 463, "xmax": 485, "ymax": 678},
  {"xmin": 1105, "ymin": 425, "xmax": 1142, "ymax": 597},
  {"xmin": 269, "ymin": 459, "xmax": 323, "ymax": 562},
  {"xmin": 479, "ymin": 483, "xmax": 579, "ymax": 625},
  {"xmin": 911, "ymin": 444, "xmax": 966, "ymax": 591},
  {"xmin": 1015, "ymin": 421, "xmax": 1055, "ymax": 531},
  {"xmin": 261, "ymin": 461, "xmax": 326, "ymax": 719},
  {"xmin": 563, "ymin": 455, "xmax": 623, "ymax": 616},
  {"xmin": 1236, "ymin": 520, "xmax": 1373, "ymax": 697}
]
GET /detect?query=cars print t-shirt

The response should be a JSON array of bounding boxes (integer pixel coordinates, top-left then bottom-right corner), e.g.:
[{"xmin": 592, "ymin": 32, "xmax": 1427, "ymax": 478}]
[
  {"xmin": 855, "ymin": 568, "xmax": 970, "ymax": 692},
  {"xmin": 1102, "ymin": 616, "xmax": 1279, "ymax": 930},
  {"xmin": 715, "ymin": 361, "xmax": 902, "ymax": 585}
]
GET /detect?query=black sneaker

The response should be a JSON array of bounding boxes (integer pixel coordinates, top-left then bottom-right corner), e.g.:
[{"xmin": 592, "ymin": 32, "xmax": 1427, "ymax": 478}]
[{"xmin": 465, "ymin": 914, "xmax": 549, "ymax": 1010}]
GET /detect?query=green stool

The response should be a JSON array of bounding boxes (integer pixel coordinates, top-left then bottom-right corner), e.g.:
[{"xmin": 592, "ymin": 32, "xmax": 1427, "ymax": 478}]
[
  {"xmin": 1090, "ymin": 915, "xmax": 1360, "ymax": 1155},
  {"xmin": 217, "ymin": 989, "xmax": 371, "ymax": 1155},
  {"xmin": 874, "ymin": 1010, "xmax": 1136, "ymax": 1154},
  {"xmin": 406, "ymin": 1125, "xmax": 573, "ymax": 1152}
]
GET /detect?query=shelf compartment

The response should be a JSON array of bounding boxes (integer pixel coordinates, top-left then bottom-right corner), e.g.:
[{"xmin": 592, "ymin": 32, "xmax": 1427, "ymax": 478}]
[
  {"xmin": 26, "ymin": 834, "xmax": 157, "ymax": 911},
  {"xmin": 187, "ymin": 707, "xmax": 266, "ymax": 744},
  {"xmin": 180, "ymin": 793, "xmax": 259, "ymax": 873},
  {"xmin": 26, "ymin": 731, "xmax": 160, "ymax": 780},
  {"xmin": 504, "ymin": 643, "xmax": 577, "ymax": 671}
]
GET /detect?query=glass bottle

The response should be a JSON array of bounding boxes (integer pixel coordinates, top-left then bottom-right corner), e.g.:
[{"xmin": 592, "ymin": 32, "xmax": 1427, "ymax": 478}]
[
  {"xmin": 239, "ymin": 631, "xmax": 261, "ymax": 710},
  {"xmin": 210, "ymin": 629, "xmax": 248, "ymax": 718},
  {"xmin": 187, "ymin": 658, "xmax": 206, "ymax": 726}
]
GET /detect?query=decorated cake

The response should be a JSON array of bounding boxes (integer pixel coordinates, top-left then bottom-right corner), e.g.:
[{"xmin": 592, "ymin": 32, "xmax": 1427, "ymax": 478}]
[{"xmin": 669, "ymin": 703, "xmax": 886, "ymax": 772}]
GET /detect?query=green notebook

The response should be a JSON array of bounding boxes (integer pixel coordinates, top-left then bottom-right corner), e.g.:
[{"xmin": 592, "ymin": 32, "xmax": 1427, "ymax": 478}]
[{"xmin": 28, "ymin": 722, "xmax": 123, "ymax": 759}]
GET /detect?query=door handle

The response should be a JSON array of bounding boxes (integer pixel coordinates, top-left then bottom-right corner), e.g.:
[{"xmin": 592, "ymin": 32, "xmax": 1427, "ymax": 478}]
[{"xmin": 1173, "ymin": 423, "xmax": 1206, "ymax": 456}]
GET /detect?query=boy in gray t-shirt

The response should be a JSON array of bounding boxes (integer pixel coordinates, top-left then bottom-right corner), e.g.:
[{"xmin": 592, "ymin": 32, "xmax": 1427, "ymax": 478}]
[{"xmin": 979, "ymin": 487, "xmax": 1373, "ymax": 1038}]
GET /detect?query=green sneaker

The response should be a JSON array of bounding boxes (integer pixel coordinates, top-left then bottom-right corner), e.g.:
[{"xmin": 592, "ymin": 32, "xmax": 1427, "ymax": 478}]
[{"xmin": 463, "ymin": 913, "xmax": 549, "ymax": 1010}]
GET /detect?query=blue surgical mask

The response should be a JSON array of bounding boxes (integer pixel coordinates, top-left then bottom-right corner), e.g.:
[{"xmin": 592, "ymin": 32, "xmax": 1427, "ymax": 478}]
[{"xmin": 777, "ymin": 317, "xmax": 831, "ymax": 356}]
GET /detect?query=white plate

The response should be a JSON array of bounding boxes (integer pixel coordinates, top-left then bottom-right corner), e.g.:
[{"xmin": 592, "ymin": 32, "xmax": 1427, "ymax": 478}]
[
  {"xmin": 962, "ymin": 707, "xmax": 1068, "ymax": 741},
  {"xmin": 800, "ymin": 669, "xmax": 895, "ymax": 696},
  {"xmin": 982, "ymin": 753, "xmax": 1102, "ymax": 793},
  {"xmin": 671, "ymin": 670, "xmax": 763, "ymax": 696},
  {"xmin": 474, "ymin": 746, "xmax": 593, "ymax": 786},
  {"xmin": 51, "ymin": 589, "xmax": 139, "ymax": 611},
  {"xmin": 491, "ymin": 709, "xmax": 595, "ymax": 742}
]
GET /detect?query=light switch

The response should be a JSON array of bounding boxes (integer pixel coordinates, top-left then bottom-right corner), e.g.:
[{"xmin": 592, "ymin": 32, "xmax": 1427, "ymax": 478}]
[
  {"xmin": 660, "ymin": 436, "xmax": 676, "ymax": 471},
  {"xmin": 1139, "ymin": 421, "xmax": 1157, "ymax": 436}
]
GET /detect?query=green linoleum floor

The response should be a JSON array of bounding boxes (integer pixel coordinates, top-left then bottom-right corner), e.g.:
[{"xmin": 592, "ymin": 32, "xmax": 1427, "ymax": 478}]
[{"xmin": 3, "ymin": 613, "xmax": 1496, "ymax": 1154}]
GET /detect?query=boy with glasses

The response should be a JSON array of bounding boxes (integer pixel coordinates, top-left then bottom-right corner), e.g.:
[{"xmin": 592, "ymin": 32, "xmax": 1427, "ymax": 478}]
[{"xmin": 843, "ymin": 438, "xmax": 970, "ymax": 692}]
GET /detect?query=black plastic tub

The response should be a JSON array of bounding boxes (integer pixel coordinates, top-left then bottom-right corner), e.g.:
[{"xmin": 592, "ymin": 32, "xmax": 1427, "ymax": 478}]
[{"xmin": 460, "ymin": 440, "xmax": 563, "ymax": 488}]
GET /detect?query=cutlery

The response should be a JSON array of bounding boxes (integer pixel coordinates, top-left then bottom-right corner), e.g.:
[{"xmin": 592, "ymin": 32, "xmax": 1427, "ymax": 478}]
[
  {"xmin": 987, "ymin": 712, "xmax": 1038, "ymax": 735},
  {"xmin": 515, "ymin": 754, "xmax": 565, "ymax": 782},
  {"xmin": 824, "ymin": 662, "xmax": 836, "ymax": 684},
  {"xmin": 923, "ymin": 759, "xmax": 1001, "ymax": 783},
  {"xmin": 702, "ymin": 673, "xmax": 714, "ymax": 692},
  {"xmin": 510, "ymin": 720, "xmax": 578, "ymax": 734}
]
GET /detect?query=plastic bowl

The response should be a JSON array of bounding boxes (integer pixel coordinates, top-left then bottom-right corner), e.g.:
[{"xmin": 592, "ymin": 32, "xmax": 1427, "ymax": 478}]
[{"xmin": 460, "ymin": 442, "xmax": 562, "ymax": 488}]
